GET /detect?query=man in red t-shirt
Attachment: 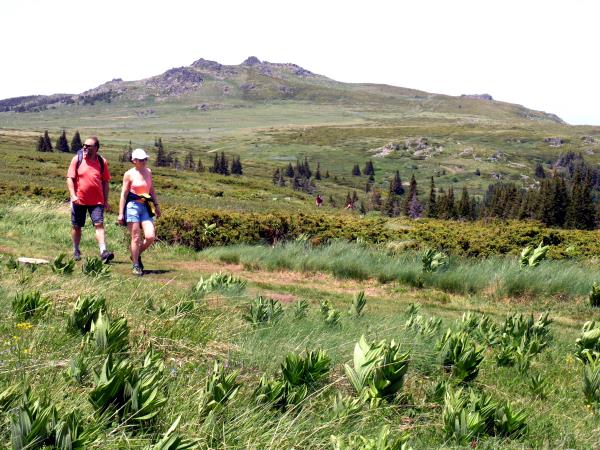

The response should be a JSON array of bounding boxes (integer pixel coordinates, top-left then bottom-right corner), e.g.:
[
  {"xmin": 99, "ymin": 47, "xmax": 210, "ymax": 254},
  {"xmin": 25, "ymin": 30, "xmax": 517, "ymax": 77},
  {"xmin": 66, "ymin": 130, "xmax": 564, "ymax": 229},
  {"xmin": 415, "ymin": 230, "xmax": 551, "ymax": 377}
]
[{"xmin": 66, "ymin": 136, "xmax": 114, "ymax": 262}]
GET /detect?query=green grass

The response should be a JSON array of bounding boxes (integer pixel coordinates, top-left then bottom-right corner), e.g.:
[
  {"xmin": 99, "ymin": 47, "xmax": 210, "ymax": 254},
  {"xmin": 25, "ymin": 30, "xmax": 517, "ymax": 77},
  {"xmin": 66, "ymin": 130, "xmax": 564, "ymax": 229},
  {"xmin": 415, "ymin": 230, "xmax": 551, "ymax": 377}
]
[
  {"xmin": 3, "ymin": 202, "xmax": 600, "ymax": 447},
  {"xmin": 202, "ymin": 241, "xmax": 600, "ymax": 301}
]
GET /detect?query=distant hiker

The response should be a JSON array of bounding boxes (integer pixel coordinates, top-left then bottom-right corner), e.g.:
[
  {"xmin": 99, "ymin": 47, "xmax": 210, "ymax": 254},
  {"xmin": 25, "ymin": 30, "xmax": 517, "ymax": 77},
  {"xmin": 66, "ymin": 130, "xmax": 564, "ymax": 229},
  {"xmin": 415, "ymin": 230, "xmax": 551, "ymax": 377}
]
[
  {"xmin": 118, "ymin": 148, "xmax": 161, "ymax": 276},
  {"xmin": 67, "ymin": 136, "xmax": 114, "ymax": 263},
  {"xmin": 315, "ymin": 195, "xmax": 323, "ymax": 207}
]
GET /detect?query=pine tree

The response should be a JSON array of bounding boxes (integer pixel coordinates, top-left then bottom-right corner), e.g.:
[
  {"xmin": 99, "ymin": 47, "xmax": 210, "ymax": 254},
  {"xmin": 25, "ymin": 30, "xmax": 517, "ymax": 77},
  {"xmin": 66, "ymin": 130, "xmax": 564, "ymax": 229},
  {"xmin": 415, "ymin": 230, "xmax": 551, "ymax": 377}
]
[
  {"xmin": 390, "ymin": 171, "xmax": 404, "ymax": 196},
  {"xmin": 197, "ymin": 158, "xmax": 205, "ymax": 172},
  {"xmin": 211, "ymin": 153, "xmax": 219, "ymax": 173},
  {"xmin": 219, "ymin": 152, "xmax": 229, "ymax": 175},
  {"xmin": 183, "ymin": 151, "xmax": 195, "ymax": 171},
  {"xmin": 325, "ymin": 170, "xmax": 330, "ymax": 178},
  {"xmin": 285, "ymin": 163, "xmax": 294, "ymax": 178},
  {"xmin": 352, "ymin": 164, "xmax": 361, "ymax": 176},
  {"xmin": 173, "ymin": 157, "xmax": 180, "ymax": 171},
  {"xmin": 402, "ymin": 174, "xmax": 417, "ymax": 216},
  {"xmin": 165, "ymin": 151, "xmax": 175, "ymax": 168},
  {"xmin": 565, "ymin": 169, "xmax": 595, "ymax": 229},
  {"xmin": 231, "ymin": 156, "xmax": 243, "ymax": 175},
  {"xmin": 363, "ymin": 160, "xmax": 375, "ymax": 176},
  {"xmin": 43, "ymin": 130, "xmax": 53, "ymax": 152},
  {"xmin": 155, "ymin": 139, "xmax": 167, "ymax": 166},
  {"xmin": 408, "ymin": 194, "xmax": 423, "ymax": 219},
  {"xmin": 365, "ymin": 182, "xmax": 371, "ymax": 194},
  {"xmin": 369, "ymin": 188, "xmax": 382, "ymax": 211},
  {"xmin": 427, "ymin": 177, "xmax": 437, "ymax": 218},
  {"xmin": 315, "ymin": 163, "xmax": 322, "ymax": 180},
  {"xmin": 272, "ymin": 168, "xmax": 281, "ymax": 185},
  {"xmin": 535, "ymin": 163, "xmax": 546, "ymax": 179},
  {"xmin": 56, "ymin": 130, "xmax": 70, "ymax": 152},
  {"xmin": 36, "ymin": 136, "xmax": 44, "ymax": 152},
  {"xmin": 71, "ymin": 130, "xmax": 82, "ymax": 153},
  {"xmin": 457, "ymin": 186, "xmax": 470, "ymax": 219},
  {"xmin": 446, "ymin": 186, "xmax": 456, "ymax": 219},
  {"xmin": 277, "ymin": 173, "xmax": 286, "ymax": 187},
  {"xmin": 303, "ymin": 157, "xmax": 312, "ymax": 178}
]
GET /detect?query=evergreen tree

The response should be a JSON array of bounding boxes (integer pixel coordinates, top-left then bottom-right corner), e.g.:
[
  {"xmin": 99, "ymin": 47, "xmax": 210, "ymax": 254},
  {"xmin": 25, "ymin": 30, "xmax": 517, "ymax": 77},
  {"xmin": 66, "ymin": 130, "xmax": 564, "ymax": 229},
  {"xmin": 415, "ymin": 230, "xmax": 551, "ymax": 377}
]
[
  {"xmin": 427, "ymin": 176, "xmax": 437, "ymax": 218},
  {"xmin": 315, "ymin": 163, "xmax": 322, "ymax": 180},
  {"xmin": 446, "ymin": 186, "xmax": 456, "ymax": 219},
  {"xmin": 120, "ymin": 141, "xmax": 133, "ymax": 162},
  {"xmin": 368, "ymin": 173, "xmax": 375, "ymax": 182},
  {"xmin": 474, "ymin": 168, "xmax": 481, "ymax": 176},
  {"xmin": 363, "ymin": 160, "xmax": 375, "ymax": 176},
  {"xmin": 231, "ymin": 156, "xmax": 243, "ymax": 175},
  {"xmin": 277, "ymin": 173, "xmax": 286, "ymax": 187},
  {"xmin": 390, "ymin": 170, "xmax": 404, "ymax": 196},
  {"xmin": 352, "ymin": 164, "xmax": 361, "ymax": 176},
  {"xmin": 303, "ymin": 157, "xmax": 312, "ymax": 178},
  {"xmin": 183, "ymin": 151, "xmax": 195, "ymax": 171},
  {"xmin": 43, "ymin": 130, "xmax": 53, "ymax": 152},
  {"xmin": 535, "ymin": 163, "xmax": 546, "ymax": 179},
  {"xmin": 219, "ymin": 152, "xmax": 229, "ymax": 175},
  {"xmin": 155, "ymin": 139, "xmax": 167, "ymax": 166},
  {"xmin": 272, "ymin": 168, "xmax": 281, "ymax": 185},
  {"xmin": 285, "ymin": 163, "xmax": 295, "ymax": 178},
  {"xmin": 71, "ymin": 130, "xmax": 83, "ymax": 153},
  {"xmin": 365, "ymin": 182, "xmax": 371, "ymax": 193},
  {"xmin": 402, "ymin": 174, "xmax": 417, "ymax": 216},
  {"xmin": 457, "ymin": 186, "xmax": 471, "ymax": 219},
  {"xmin": 369, "ymin": 188, "xmax": 382, "ymax": 211},
  {"xmin": 56, "ymin": 130, "xmax": 70, "ymax": 152},
  {"xmin": 325, "ymin": 170, "xmax": 330, "ymax": 178},
  {"xmin": 565, "ymin": 169, "xmax": 595, "ymax": 229},
  {"xmin": 407, "ymin": 194, "xmax": 423, "ymax": 219},
  {"xmin": 36, "ymin": 136, "xmax": 44, "ymax": 152},
  {"xmin": 211, "ymin": 153, "xmax": 219, "ymax": 173},
  {"xmin": 165, "ymin": 151, "xmax": 175, "ymax": 168},
  {"xmin": 197, "ymin": 158, "xmax": 205, "ymax": 173}
]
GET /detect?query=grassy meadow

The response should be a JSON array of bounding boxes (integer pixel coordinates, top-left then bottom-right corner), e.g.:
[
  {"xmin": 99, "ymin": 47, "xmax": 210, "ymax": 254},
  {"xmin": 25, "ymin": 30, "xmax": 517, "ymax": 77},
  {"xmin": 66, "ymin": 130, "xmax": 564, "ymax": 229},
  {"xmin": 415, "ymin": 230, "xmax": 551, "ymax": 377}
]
[
  {"xmin": 1, "ymin": 202, "xmax": 600, "ymax": 448},
  {"xmin": 2, "ymin": 70, "xmax": 600, "ymax": 448}
]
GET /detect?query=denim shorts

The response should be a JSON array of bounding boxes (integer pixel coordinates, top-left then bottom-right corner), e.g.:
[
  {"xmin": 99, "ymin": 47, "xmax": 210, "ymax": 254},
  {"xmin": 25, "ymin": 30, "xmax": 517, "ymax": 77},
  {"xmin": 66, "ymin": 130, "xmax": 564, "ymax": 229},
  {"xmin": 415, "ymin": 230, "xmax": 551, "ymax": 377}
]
[
  {"xmin": 71, "ymin": 203, "xmax": 104, "ymax": 227},
  {"xmin": 126, "ymin": 201, "xmax": 153, "ymax": 223}
]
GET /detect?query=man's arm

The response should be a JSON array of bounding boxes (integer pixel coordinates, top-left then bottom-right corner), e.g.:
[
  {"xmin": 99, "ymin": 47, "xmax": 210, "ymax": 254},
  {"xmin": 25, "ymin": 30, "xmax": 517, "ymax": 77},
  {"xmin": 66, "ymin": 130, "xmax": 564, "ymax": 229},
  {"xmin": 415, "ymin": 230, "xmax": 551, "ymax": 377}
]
[
  {"xmin": 103, "ymin": 180, "xmax": 111, "ymax": 211},
  {"xmin": 67, "ymin": 178, "xmax": 78, "ymax": 203}
]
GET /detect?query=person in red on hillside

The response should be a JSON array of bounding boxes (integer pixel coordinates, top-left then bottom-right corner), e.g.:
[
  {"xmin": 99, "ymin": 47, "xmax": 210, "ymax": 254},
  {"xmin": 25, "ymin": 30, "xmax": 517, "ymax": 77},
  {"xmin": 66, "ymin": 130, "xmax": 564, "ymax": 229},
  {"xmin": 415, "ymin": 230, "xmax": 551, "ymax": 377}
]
[
  {"xmin": 315, "ymin": 194, "xmax": 323, "ymax": 207},
  {"xmin": 66, "ymin": 136, "xmax": 114, "ymax": 263}
]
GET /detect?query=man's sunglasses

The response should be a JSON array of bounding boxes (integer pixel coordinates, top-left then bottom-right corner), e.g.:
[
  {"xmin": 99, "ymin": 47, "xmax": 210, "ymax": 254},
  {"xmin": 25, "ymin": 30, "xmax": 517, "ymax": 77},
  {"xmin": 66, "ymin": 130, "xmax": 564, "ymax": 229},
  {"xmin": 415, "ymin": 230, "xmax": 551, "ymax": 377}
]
[{"xmin": 83, "ymin": 144, "xmax": 97, "ymax": 149}]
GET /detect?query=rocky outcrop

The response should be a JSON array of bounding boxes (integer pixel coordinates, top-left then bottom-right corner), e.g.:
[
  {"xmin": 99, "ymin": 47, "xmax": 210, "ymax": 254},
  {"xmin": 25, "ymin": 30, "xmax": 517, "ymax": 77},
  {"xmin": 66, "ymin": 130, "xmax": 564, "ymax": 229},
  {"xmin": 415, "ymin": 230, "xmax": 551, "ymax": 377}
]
[
  {"xmin": 543, "ymin": 137, "xmax": 564, "ymax": 147},
  {"xmin": 461, "ymin": 93, "xmax": 494, "ymax": 100}
]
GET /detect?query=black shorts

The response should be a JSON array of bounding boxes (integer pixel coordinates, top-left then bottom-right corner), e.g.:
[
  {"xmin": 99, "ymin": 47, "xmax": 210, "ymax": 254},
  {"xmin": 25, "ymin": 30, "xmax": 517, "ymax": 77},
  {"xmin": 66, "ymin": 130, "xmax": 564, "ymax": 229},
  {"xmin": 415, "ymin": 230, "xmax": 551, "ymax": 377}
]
[{"xmin": 71, "ymin": 203, "xmax": 104, "ymax": 228}]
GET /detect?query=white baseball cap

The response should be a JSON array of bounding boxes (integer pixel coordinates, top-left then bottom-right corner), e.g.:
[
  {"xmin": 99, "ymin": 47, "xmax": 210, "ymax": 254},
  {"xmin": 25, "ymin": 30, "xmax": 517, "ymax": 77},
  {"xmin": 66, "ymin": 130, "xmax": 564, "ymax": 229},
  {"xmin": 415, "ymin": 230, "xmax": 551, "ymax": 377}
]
[{"xmin": 131, "ymin": 148, "xmax": 149, "ymax": 161}]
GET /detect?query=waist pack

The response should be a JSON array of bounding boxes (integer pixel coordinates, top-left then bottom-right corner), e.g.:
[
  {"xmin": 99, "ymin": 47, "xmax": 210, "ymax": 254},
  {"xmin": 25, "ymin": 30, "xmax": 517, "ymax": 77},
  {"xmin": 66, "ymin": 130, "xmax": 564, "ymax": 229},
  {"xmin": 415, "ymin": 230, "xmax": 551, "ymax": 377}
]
[{"xmin": 122, "ymin": 192, "xmax": 156, "ymax": 225}]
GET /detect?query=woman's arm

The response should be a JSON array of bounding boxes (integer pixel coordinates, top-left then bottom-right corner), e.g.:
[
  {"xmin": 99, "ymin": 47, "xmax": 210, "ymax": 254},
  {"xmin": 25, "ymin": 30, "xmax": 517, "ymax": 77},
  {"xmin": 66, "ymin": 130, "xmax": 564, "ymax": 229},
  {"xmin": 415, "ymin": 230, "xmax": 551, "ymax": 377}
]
[
  {"xmin": 149, "ymin": 183, "xmax": 161, "ymax": 218},
  {"xmin": 118, "ymin": 172, "xmax": 131, "ymax": 224}
]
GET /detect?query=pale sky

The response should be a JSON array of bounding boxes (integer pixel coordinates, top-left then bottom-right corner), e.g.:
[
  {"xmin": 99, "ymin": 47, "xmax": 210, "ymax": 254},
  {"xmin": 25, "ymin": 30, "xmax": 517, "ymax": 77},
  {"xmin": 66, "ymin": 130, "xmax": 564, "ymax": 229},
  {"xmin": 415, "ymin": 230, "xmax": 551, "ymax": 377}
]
[{"xmin": 1, "ymin": 0, "xmax": 599, "ymax": 125}]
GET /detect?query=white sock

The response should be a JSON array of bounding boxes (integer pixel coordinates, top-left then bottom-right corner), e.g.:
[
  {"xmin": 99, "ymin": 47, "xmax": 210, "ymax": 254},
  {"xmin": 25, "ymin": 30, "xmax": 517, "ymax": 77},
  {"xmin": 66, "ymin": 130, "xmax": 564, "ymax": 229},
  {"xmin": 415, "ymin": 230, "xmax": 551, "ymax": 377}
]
[{"xmin": 99, "ymin": 243, "xmax": 107, "ymax": 253}]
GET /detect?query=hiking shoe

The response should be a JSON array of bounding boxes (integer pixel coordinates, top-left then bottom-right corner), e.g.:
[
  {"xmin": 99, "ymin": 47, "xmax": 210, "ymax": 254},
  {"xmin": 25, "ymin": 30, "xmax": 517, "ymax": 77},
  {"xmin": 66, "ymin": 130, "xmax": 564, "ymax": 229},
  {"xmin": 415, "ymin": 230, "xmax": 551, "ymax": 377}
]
[
  {"xmin": 132, "ymin": 264, "xmax": 143, "ymax": 276},
  {"xmin": 130, "ymin": 255, "xmax": 144, "ymax": 271},
  {"xmin": 73, "ymin": 250, "xmax": 81, "ymax": 261},
  {"xmin": 101, "ymin": 250, "xmax": 114, "ymax": 264}
]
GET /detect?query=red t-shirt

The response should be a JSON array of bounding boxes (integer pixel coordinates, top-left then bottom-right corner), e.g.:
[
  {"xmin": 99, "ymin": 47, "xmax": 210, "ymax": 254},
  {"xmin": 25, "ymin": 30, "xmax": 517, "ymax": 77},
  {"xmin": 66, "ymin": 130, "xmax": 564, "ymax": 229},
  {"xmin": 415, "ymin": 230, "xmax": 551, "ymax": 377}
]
[{"xmin": 67, "ymin": 155, "xmax": 111, "ymax": 205}]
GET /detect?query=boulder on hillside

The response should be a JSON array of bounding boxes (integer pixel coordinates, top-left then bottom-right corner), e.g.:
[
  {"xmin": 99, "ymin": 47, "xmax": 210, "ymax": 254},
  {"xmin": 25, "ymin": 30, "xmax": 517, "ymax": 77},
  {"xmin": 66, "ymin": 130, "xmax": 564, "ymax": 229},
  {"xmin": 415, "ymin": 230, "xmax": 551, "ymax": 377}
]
[
  {"xmin": 242, "ymin": 56, "xmax": 261, "ymax": 66},
  {"xmin": 543, "ymin": 137, "xmax": 564, "ymax": 147}
]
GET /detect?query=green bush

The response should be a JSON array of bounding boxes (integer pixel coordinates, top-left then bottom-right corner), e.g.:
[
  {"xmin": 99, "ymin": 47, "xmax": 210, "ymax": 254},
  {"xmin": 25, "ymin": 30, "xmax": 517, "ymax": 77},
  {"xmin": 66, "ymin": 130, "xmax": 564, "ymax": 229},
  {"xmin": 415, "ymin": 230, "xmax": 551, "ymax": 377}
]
[
  {"xmin": 438, "ymin": 330, "xmax": 485, "ymax": 383},
  {"xmin": 590, "ymin": 283, "xmax": 600, "ymax": 307},
  {"xmin": 198, "ymin": 361, "xmax": 240, "ymax": 417},
  {"xmin": 68, "ymin": 295, "xmax": 106, "ymax": 334},
  {"xmin": 50, "ymin": 253, "xmax": 75, "ymax": 275}
]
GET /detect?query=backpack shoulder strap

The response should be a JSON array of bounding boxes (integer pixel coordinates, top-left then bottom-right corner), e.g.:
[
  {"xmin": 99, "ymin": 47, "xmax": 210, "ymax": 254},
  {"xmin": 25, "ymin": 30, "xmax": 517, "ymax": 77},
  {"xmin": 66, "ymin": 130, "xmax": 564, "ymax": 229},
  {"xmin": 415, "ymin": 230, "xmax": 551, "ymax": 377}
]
[{"xmin": 76, "ymin": 150, "xmax": 104, "ymax": 174}]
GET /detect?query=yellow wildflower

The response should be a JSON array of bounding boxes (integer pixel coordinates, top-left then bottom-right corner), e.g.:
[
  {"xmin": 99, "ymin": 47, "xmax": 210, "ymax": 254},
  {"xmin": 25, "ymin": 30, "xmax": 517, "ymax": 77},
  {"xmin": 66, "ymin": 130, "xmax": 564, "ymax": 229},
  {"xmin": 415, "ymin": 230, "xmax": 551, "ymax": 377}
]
[{"xmin": 16, "ymin": 322, "xmax": 33, "ymax": 331}]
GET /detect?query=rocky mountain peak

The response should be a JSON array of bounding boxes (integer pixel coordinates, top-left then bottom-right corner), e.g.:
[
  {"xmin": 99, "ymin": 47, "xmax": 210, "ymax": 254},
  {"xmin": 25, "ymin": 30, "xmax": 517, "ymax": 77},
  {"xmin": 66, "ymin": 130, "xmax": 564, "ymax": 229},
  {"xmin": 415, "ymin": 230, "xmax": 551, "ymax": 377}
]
[{"xmin": 242, "ymin": 56, "xmax": 261, "ymax": 66}]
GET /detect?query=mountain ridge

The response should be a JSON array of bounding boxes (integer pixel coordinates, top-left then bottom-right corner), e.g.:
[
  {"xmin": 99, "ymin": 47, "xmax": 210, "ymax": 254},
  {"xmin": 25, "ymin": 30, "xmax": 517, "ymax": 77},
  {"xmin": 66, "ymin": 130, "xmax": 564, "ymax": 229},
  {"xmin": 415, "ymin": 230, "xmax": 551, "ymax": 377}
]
[{"xmin": 0, "ymin": 56, "xmax": 564, "ymax": 124}]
